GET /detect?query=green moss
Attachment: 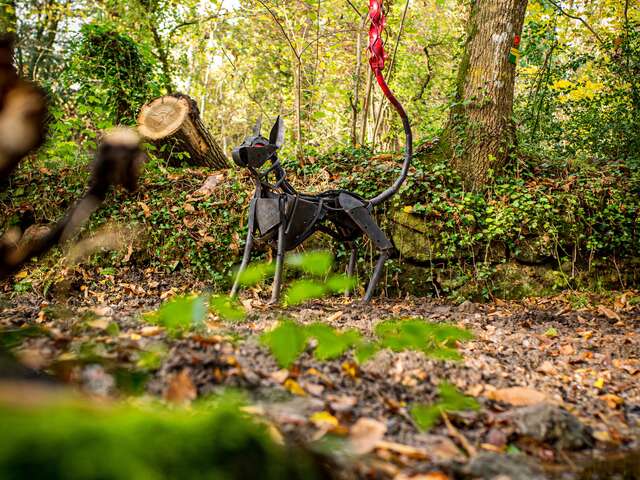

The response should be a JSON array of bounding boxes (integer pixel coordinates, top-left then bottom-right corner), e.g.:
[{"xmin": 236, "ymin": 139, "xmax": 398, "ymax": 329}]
[{"xmin": 0, "ymin": 397, "xmax": 322, "ymax": 480}]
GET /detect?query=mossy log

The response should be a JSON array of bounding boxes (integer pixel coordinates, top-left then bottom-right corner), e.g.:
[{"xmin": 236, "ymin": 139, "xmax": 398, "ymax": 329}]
[{"xmin": 138, "ymin": 94, "xmax": 228, "ymax": 169}]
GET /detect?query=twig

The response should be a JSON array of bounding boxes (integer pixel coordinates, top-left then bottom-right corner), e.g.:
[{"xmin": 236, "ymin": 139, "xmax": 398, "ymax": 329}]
[
  {"xmin": 546, "ymin": 0, "xmax": 605, "ymax": 46},
  {"xmin": 441, "ymin": 411, "xmax": 477, "ymax": 457},
  {"xmin": 256, "ymin": 0, "xmax": 300, "ymax": 60}
]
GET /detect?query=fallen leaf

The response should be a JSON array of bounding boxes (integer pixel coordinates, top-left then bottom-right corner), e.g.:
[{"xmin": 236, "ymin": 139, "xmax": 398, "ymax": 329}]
[
  {"xmin": 164, "ymin": 370, "xmax": 197, "ymax": 405},
  {"xmin": 394, "ymin": 473, "xmax": 450, "ymax": 480},
  {"xmin": 594, "ymin": 377, "xmax": 605, "ymax": 389},
  {"xmin": 486, "ymin": 387, "xmax": 548, "ymax": 406},
  {"xmin": 593, "ymin": 430, "xmax": 612, "ymax": 443},
  {"xmin": 341, "ymin": 361, "xmax": 359, "ymax": 379},
  {"xmin": 350, "ymin": 418, "xmax": 387, "ymax": 455},
  {"xmin": 140, "ymin": 325, "xmax": 163, "ymax": 336},
  {"xmin": 329, "ymin": 395, "xmax": 358, "ymax": 412},
  {"xmin": 375, "ymin": 440, "xmax": 429, "ymax": 460},
  {"xmin": 138, "ymin": 201, "xmax": 151, "ymax": 218},
  {"xmin": 193, "ymin": 173, "xmax": 224, "ymax": 197},
  {"xmin": 597, "ymin": 305, "xmax": 621, "ymax": 322},
  {"xmin": 600, "ymin": 394, "xmax": 624, "ymax": 409},
  {"xmin": 537, "ymin": 361, "xmax": 557, "ymax": 375},
  {"xmin": 87, "ymin": 318, "xmax": 110, "ymax": 330},
  {"xmin": 310, "ymin": 411, "xmax": 339, "ymax": 429},
  {"xmin": 283, "ymin": 379, "xmax": 306, "ymax": 396},
  {"xmin": 559, "ymin": 344, "xmax": 575, "ymax": 355},
  {"xmin": 270, "ymin": 369, "xmax": 289, "ymax": 384},
  {"xmin": 304, "ymin": 382, "xmax": 325, "ymax": 396}
]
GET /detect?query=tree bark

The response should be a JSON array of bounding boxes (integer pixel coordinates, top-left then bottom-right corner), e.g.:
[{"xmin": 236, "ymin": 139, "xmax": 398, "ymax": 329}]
[
  {"xmin": 444, "ymin": 0, "xmax": 528, "ymax": 190},
  {"xmin": 137, "ymin": 94, "xmax": 228, "ymax": 169}
]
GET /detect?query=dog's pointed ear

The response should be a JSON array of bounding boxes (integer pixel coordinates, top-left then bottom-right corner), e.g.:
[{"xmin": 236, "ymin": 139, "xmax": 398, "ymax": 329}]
[
  {"xmin": 269, "ymin": 116, "xmax": 285, "ymax": 148},
  {"xmin": 252, "ymin": 117, "xmax": 262, "ymax": 136}
]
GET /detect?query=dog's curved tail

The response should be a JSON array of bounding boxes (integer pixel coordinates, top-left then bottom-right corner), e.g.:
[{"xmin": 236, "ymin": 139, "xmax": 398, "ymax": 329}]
[{"xmin": 366, "ymin": 0, "xmax": 413, "ymax": 207}]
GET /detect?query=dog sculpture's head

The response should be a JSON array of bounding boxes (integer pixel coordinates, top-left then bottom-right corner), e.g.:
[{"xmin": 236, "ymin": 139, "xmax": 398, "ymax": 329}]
[{"xmin": 232, "ymin": 116, "xmax": 284, "ymax": 169}]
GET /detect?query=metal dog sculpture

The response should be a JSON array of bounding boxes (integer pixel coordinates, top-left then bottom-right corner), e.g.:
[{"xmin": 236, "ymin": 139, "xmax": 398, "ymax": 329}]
[{"xmin": 230, "ymin": 0, "xmax": 412, "ymax": 303}]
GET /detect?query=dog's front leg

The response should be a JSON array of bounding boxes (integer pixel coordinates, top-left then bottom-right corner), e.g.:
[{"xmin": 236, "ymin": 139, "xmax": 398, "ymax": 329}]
[
  {"xmin": 231, "ymin": 197, "xmax": 257, "ymax": 298},
  {"xmin": 270, "ymin": 222, "xmax": 286, "ymax": 303},
  {"xmin": 345, "ymin": 243, "xmax": 358, "ymax": 296}
]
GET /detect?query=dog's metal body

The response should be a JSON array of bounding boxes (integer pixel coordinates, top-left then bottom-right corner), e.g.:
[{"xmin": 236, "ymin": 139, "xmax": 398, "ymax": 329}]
[
  {"xmin": 229, "ymin": 118, "xmax": 394, "ymax": 303},
  {"xmin": 230, "ymin": 0, "xmax": 411, "ymax": 303}
]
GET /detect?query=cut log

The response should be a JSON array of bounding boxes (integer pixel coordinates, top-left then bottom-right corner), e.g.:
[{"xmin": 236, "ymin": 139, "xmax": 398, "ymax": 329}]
[{"xmin": 137, "ymin": 94, "xmax": 228, "ymax": 169}]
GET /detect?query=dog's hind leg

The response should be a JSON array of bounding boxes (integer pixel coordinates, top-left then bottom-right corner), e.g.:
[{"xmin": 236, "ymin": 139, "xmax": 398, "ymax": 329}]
[
  {"xmin": 270, "ymin": 222, "xmax": 286, "ymax": 303},
  {"xmin": 338, "ymin": 193, "xmax": 393, "ymax": 302},
  {"xmin": 364, "ymin": 250, "xmax": 389, "ymax": 302},
  {"xmin": 231, "ymin": 198, "xmax": 257, "ymax": 297},
  {"xmin": 345, "ymin": 242, "xmax": 357, "ymax": 296}
]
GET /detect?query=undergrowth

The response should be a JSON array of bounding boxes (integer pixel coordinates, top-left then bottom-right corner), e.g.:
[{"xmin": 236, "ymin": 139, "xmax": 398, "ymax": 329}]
[{"xmin": 1, "ymin": 143, "xmax": 639, "ymax": 300}]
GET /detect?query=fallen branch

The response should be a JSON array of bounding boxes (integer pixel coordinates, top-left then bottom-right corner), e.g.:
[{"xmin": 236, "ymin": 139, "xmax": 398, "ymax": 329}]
[{"xmin": 0, "ymin": 128, "xmax": 145, "ymax": 279}]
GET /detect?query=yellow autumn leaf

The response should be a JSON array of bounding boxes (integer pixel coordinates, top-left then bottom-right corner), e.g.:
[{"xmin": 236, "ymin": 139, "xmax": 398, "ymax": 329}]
[
  {"xmin": 310, "ymin": 411, "xmax": 339, "ymax": 428},
  {"xmin": 14, "ymin": 271, "xmax": 28, "ymax": 279},
  {"xmin": 403, "ymin": 206, "xmax": 413, "ymax": 213},
  {"xmin": 594, "ymin": 377, "xmax": 605, "ymax": 389},
  {"xmin": 283, "ymin": 379, "xmax": 306, "ymax": 396},
  {"xmin": 551, "ymin": 79, "xmax": 573, "ymax": 90}
]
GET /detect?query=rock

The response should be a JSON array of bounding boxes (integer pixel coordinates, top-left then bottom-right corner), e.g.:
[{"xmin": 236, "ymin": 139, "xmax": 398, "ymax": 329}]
[
  {"xmin": 507, "ymin": 403, "xmax": 593, "ymax": 450},
  {"xmin": 464, "ymin": 452, "xmax": 545, "ymax": 480}
]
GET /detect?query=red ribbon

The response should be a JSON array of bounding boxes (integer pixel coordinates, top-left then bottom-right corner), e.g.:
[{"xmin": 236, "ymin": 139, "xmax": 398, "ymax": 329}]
[{"xmin": 368, "ymin": 0, "xmax": 387, "ymax": 72}]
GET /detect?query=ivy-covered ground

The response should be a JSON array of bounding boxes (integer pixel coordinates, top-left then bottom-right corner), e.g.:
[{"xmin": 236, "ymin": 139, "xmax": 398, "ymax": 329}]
[{"xmin": 3, "ymin": 146, "xmax": 639, "ymax": 299}]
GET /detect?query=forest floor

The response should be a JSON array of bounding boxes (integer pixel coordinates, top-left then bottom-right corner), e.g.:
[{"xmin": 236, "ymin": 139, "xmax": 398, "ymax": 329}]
[{"xmin": 1, "ymin": 268, "xmax": 639, "ymax": 480}]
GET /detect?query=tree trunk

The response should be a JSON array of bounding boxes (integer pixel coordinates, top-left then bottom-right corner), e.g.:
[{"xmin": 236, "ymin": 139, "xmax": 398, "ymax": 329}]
[
  {"xmin": 137, "ymin": 94, "xmax": 228, "ymax": 169},
  {"xmin": 444, "ymin": 0, "xmax": 528, "ymax": 190}
]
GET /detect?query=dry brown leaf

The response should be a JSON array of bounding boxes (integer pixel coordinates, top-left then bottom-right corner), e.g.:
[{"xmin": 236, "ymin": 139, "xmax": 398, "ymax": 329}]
[
  {"xmin": 164, "ymin": 370, "xmax": 197, "ymax": 406},
  {"xmin": 138, "ymin": 201, "xmax": 151, "ymax": 218},
  {"xmin": 486, "ymin": 387, "xmax": 548, "ymax": 406},
  {"xmin": 193, "ymin": 173, "xmax": 224, "ymax": 198},
  {"xmin": 537, "ymin": 361, "xmax": 557, "ymax": 375},
  {"xmin": 140, "ymin": 325, "xmax": 163, "ymax": 336},
  {"xmin": 597, "ymin": 305, "xmax": 621, "ymax": 321},
  {"xmin": 559, "ymin": 344, "xmax": 575, "ymax": 356},
  {"xmin": 87, "ymin": 318, "xmax": 110, "ymax": 330},
  {"xmin": 329, "ymin": 395, "xmax": 358, "ymax": 412},
  {"xmin": 395, "ymin": 473, "xmax": 450, "ymax": 480},
  {"xmin": 270, "ymin": 369, "xmax": 289, "ymax": 384},
  {"xmin": 600, "ymin": 394, "xmax": 624, "ymax": 409},
  {"xmin": 375, "ymin": 440, "xmax": 429, "ymax": 460},
  {"xmin": 304, "ymin": 382, "xmax": 325, "ymax": 397},
  {"xmin": 350, "ymin": 418, "xmax": 387, "ymax": 455},
  {"xmin": 326, "ymin": 311, "xmax": 344, "ymax": 323}
]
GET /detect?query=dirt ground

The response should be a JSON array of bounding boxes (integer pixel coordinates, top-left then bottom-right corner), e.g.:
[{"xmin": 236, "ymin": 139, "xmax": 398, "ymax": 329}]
[{"xmin": 1, "ymin": 269, "xmax": 639, "ymax": 480}]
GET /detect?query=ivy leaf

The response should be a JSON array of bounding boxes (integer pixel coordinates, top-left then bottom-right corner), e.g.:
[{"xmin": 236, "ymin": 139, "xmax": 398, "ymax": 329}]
[
  {"xmin": 284, "ymin": 280, "xmax": 326, "ymax": 305},
  {"xmin": 437, "ymin": 382, "xmax": 480, "ymax": 412},
  {"xmin": 410, "ymin": 404, "xmax": 443, "ymax": 431},
  {"xmin": 305, "ymin": 323, "xmax": 361, "ymax": 360},
  {"xmin": 286, "ymin": 251, "xmax": 333, "ymax": 276},
  {"xmin": 260, "ymin": 320, "xmax": 308, "ymax": 368},
  {"xmin": 147, "ymin": 295, "xmax": 207, "ymax": 336},
  {"xmin": 209, "ymin": 295, "xmax": 246, "ymax": 322},
  {"xmin": 354, "ymin": 342, "xmax": 380, "ymax": 364},
  {"xmin": 325, "ymin": 274, "xmax": 357, "ymax": 293},
  {"xmin": 236, "ymin": 262, "xmax": 275, "ymax": 287}
]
